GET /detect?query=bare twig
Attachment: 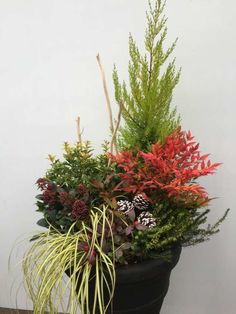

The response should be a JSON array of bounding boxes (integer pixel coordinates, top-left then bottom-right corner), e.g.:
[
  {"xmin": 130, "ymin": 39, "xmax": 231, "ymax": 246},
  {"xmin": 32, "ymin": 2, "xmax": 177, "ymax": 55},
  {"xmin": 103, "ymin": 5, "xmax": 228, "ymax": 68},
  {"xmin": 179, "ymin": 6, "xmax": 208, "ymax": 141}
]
[
  {"xmin": 76, "ymin": 116, "xmax": 82, "ymax": 143},
  {"xmin": 96, "ymin": 54, "xmax": 115, "ymax": 153},
  {"xmin": 110, "ymin": 101, "xmax": 123, "ymax": 155}
]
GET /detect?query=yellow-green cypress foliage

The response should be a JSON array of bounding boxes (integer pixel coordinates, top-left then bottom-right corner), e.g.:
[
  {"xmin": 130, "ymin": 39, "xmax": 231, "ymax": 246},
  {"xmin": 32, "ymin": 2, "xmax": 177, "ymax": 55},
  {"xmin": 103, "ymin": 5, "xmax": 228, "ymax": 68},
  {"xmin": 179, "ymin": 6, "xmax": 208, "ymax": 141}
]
[{"xmin": 113, "ymin": 0, "xmax": 181, "ymax": 151}]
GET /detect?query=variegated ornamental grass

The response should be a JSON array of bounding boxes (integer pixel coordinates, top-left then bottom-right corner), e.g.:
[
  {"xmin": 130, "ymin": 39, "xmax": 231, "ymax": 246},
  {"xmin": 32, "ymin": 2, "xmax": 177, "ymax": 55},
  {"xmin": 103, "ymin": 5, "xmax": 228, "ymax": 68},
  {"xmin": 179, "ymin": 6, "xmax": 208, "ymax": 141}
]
[{"xmin": 23, "ymin": 207, "xmax": 116, "ymax": 314}]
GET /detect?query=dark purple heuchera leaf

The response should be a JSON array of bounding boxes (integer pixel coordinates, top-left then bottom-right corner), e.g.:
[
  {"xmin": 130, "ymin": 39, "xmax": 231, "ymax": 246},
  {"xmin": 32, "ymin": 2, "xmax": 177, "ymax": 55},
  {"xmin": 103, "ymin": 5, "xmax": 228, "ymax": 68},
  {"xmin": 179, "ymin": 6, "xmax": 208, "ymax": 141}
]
[
  {"xmin": 96, "ymin": 224, "xmax": 103, "ymax": 235},
  {"xmin": 78, "ymin": 242, "xmax": 96, "ymax": 265},
  {"xmin": 87, "ymin": 250, "xmax": 97, "ymax": 265},
  {"xmin": 78, "ymin": 241, "xmax": 89, "ymax": 252},
  {"xmin": 125, "ymin": 225, "xmax": 134, "ymax": 235},
  {"xmin": 125, "ymin": 221, "xmax": 147, "ymax": 235},
  {"xmin": 127, "ymin": 208, "xmax": 136, "ymax": 222},
  {"xmin": 101, "ymin": 239, "xmax": 110, "ymax": 253},
  {"xmin": 97, "ymin": 222, "xmax": 111, "ymax": 237},
  {"xmin": 135, "ymin": 222, "xmax": 148, "ymax": 231},
  {"xmin": 116, "ymin": 225, "xmax": 124, "ymax": 233}
]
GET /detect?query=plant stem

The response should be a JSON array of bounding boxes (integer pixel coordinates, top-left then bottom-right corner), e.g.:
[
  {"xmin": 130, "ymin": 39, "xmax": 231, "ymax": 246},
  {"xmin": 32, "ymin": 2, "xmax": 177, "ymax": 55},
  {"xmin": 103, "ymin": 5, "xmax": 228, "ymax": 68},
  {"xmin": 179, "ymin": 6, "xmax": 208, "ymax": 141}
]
[
  {"xmin": 110, "ymin": 101, "xmax": 123, "ymax": 155},
  {"xmin": 96, "ymin": 54, "xmax": 115, "ymax": 153},
  {"xmin": 76, "ymin": 116, "xmax": 82, "ymax": 143}
]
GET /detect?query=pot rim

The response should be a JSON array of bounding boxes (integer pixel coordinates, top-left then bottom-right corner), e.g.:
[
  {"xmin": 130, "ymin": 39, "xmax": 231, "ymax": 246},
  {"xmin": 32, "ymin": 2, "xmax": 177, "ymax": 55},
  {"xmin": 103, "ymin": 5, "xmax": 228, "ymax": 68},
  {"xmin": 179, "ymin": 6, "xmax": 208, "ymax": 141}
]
[{"xmin": 113, "ymin": 244, "xmax": 182, "ymax": 283}]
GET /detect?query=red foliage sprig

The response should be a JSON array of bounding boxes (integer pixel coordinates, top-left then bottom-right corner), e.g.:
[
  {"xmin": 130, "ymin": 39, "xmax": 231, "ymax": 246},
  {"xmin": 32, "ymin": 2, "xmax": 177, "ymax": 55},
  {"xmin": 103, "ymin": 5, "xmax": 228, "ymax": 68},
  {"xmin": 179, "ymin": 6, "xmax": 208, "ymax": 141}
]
[{"xmin": 110, "ymin": 128, "xmax": 221, "ymax": 202}]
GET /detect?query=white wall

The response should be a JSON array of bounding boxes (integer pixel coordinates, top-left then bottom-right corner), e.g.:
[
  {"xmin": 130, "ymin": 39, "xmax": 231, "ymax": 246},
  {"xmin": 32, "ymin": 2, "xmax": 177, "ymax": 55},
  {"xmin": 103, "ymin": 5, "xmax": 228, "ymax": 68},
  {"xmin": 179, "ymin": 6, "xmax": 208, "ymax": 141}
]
[{"xmin": 0, "ymin": 1, "xmax": 235, "ymax": 313}]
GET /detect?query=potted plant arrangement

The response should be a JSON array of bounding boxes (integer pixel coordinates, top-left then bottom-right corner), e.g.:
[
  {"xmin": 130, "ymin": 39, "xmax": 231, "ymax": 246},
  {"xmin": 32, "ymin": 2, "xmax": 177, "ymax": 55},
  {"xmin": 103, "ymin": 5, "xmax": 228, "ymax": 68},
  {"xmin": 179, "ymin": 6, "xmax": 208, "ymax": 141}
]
[{"xmin": 22, "ymin": 1, "xmax": 229, "ymax": 313}]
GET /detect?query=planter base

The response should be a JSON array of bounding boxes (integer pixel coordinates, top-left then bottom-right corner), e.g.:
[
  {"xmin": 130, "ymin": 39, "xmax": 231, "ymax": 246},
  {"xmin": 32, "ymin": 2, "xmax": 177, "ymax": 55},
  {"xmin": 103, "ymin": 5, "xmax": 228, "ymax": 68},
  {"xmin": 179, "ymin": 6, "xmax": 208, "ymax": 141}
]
[
  {"xmin": 103, "ymin": 245, "xmax": 181, "ymax": 314},
  {"xmin": 66, "ymin": 245, "xmax": 181, "ymax": 314}
]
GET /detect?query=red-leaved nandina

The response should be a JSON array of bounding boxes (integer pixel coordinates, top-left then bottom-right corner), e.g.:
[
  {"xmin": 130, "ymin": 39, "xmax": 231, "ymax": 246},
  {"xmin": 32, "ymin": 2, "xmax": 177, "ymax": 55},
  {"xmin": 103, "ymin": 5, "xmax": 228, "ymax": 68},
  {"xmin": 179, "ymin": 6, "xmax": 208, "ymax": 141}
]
[{"xmin": 110, "ymin": 128, "xmax": 221, "ymax": 203}]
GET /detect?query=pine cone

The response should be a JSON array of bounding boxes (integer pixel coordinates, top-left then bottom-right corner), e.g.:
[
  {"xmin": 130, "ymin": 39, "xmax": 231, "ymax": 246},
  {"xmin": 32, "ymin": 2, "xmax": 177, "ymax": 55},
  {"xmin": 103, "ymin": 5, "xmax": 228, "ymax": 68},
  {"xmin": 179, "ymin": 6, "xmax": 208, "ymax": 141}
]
[
  {"xmin": 132, "ymin": 194, "xmax": 149, "ymax": 211},
  {"xmin": 117, "ymin": 200, "xmax": 134, "ymax": 215},
  {"xmin": 137, "ymin": 211, "xmax": 156, "ymax": 228}
]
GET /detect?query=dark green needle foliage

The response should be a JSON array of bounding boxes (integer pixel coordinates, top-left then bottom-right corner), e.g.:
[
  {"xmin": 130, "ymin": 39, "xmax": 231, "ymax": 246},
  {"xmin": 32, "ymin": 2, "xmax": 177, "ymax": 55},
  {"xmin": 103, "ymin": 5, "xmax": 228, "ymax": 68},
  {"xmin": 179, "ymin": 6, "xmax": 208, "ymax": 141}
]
[{"xmin": 113, "ymin": 0, "xmax": 181, "ymax": 151}]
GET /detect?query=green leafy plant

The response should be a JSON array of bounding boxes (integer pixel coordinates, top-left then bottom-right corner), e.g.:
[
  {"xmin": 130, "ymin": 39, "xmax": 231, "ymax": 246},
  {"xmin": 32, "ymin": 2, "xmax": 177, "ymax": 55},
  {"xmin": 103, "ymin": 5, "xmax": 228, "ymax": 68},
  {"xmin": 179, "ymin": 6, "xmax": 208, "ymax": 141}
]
[{"xmin": 21, "ymin": 1, "xmax": 229, "ymax": 313}]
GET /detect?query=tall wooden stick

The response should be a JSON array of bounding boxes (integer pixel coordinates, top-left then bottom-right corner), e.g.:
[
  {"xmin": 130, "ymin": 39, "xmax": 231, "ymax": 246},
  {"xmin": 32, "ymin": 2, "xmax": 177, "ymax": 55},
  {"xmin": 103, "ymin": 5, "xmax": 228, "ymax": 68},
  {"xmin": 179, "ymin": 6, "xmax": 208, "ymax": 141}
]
[
  {"xmin": 96, "ymin": 54, "xmax": 115, "ymax": 153},
  {"xmin": 76, "ymin": 116, "xmax": 82, "ymax": 143},
  {"xmin": 110, "ymin": 101, "xmax": 123, "ymax": 154}
]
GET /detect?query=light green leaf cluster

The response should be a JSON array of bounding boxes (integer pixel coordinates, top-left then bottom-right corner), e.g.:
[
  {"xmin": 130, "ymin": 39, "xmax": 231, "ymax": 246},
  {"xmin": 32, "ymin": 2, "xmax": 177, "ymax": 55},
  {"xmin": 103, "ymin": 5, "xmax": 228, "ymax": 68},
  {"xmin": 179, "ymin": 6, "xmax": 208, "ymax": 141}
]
[
  {"xmin": 46, "ymin": 141, "xmax": 111, "ymax": 190},
  {"xmin": 113, "ymin": 0, "xmax": 181, "ymax": 151}
]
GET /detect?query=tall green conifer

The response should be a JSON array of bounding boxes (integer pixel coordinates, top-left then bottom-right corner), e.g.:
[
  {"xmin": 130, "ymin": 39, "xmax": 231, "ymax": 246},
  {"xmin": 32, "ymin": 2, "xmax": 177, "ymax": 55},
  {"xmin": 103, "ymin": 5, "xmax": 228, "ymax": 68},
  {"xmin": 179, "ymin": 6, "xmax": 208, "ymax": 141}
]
[{"xmin": 113, "ymin": 0, "xmax": 181, "ymax": 151}]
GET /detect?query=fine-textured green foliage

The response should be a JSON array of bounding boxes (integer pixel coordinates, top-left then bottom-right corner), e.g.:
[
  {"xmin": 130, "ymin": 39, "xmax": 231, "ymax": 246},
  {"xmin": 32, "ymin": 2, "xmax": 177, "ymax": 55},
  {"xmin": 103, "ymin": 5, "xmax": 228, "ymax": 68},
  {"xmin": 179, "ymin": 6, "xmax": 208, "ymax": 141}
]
[
  {"xmin": 113, "ymin": 0, "xmax": 181, "ymax": 151},
  {"xmin": 46, "ymin": 142, "xmax": 111, "ymax": 191},
  {"xmin": 144, "ymin": 204, "xmax": 230, "ymax": 250}
]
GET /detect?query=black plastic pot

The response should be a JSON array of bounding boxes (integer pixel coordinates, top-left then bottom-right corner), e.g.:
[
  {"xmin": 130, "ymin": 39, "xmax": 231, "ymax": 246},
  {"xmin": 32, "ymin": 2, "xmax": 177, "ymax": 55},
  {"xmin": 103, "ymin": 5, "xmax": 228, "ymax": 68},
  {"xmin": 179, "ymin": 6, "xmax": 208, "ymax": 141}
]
[
  {"xmin": 105, "ymin": 245, "xmax": 181, "ymax": 314},
  {"xmin": 68, "ymin": 245, "xmax": 181, "ymax": 314}
]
